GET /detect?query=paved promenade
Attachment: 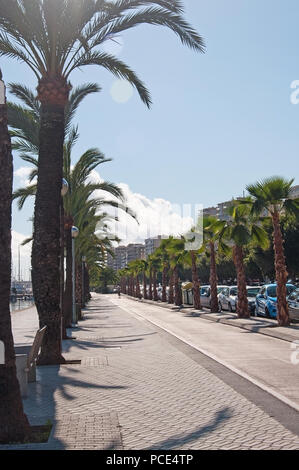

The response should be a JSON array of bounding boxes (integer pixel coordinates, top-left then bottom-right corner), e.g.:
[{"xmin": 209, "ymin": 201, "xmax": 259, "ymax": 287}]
[{"xmin": 2, "ymin": 294, "xmax": 299, "ymax": 450}]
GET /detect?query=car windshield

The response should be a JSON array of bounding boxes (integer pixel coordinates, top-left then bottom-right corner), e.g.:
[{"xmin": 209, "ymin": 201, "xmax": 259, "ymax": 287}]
[
  {"xmin": 267, "ymin": 286, "xmax": 276, "ymax": 297},
  {"xmin": 230, "ymin": 288, "xmax": 237, "ymax": 296},
  {"xmin": 287, "ymin": 285, "xmax": 296, "ymax": 295},
  {"xmin": 267, "ymin": 285, "xmax": 295, "ymax": 297},
  {"xmin": 247, "ymin": 288, "xmax": 260, "ymax": 297},
  {"xmin": 217, "ymin": 287, "xmax": 225, "ymax": 293}
]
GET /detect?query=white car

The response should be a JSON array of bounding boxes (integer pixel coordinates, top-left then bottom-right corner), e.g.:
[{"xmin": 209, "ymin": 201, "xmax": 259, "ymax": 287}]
[
  {"xmin": 218, "ymin": 286, "xmax": 238, "ymax": 312},
  {"xmin": 200, "ymin": 285, "xmax": 227, "ymax": 309}
]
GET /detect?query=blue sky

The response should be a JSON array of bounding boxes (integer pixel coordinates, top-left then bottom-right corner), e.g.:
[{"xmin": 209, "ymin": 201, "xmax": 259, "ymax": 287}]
[{"xmin": 2, "ymin": 0, "xmax": 299, "ymax": 240}]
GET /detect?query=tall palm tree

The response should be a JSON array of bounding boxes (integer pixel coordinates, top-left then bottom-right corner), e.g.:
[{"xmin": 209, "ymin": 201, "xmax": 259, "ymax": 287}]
[
  {"xmin": 245, "ymin": 177, "xmax": 299, "ymax": 326},
  {"xmin": 0, "ymin": 0, "xmax": 204, "ymax": 364},
  {"xmin": 214, "ymin": 202, "xmax": 269, "ymax": 318},
  {"xmin": 184, "ymin": 227, "xmax": 203, "ymax": 310},
  {"xmin": 166, "ymin": 238, "xmax": 185, "ymax": 306},
  {"xmin": 9, "ymin": 85, "xmax": 129, "ymax": 348},
  {"xmin": 201, "ymin": 216, "xmax": 220, "ymax": 313},
  {"xmin": 0, "ymin": 71, "xmax": 29, "ymax": 443},
  {"xmin": 183, "ymin": 250, "xmax": 201, "ymax": 310},
  {"xmin": 155, "ymin": 240, "xmax": 170, "ymax": 302},
  {"xmin": 139, "ymin": 259, "xmax": 148, "ymax": 300}
]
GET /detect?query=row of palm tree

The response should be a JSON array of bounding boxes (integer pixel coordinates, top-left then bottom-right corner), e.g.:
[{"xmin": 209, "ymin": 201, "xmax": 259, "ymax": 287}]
[
  {"xmin": 120, "ymin": 177, "xmax": 299, "ymax": 328},
  {"xmin": 0, "ymin": 0, "xmax": 204, "ymax": 443}
]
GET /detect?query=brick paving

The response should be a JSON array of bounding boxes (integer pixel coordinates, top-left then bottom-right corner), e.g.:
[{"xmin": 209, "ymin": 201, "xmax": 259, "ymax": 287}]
[{"xmin": 2, "ymin": 294, "xmax": 299, "ymax": 450}]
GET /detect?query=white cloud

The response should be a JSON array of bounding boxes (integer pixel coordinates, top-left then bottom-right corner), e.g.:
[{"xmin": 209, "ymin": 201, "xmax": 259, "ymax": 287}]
[
  {"xmin": 14, "ymin": 166, "xmax": 33, "ymax": 187},
  {"xmin": 89, "ymin": 170, "xmax": 196, "ymax": 246}
]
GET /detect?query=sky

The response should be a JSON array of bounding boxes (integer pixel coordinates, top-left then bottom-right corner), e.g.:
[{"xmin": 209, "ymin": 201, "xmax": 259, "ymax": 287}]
[{"xmin": 2, "ymin": 0, "xmax": 299, "ymax": 278}]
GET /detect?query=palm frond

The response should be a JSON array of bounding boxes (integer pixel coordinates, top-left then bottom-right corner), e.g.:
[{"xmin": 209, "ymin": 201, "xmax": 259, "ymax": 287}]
[{"xmin": 65, "ymin": 51, "xmax": 151, "ymax": 107}]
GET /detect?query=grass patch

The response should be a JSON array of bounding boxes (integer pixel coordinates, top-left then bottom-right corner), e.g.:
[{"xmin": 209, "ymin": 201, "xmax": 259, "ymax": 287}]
[{"xmin": 4, "ymin": 420, "xmax": 53, "ymax": 445}]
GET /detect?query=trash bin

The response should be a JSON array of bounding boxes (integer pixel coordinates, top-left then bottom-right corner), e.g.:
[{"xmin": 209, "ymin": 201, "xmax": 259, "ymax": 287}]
[{"xmin": 181, "ymin": 282, "xmax": 194, "ymax": 305}]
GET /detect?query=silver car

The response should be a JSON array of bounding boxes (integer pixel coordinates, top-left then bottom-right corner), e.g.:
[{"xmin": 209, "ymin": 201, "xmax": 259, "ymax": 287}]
[
  {"xmin": 218, "ymin": 286, "xmax": 238, "ymax": 312},
  {"xmin": 235, "ymin": 286, "xmax": 261, "ymax": 315},
  {"xmin": 287, "ymin": 288, "xmax": 299, "ymax": 322},
  {"xmin": 200, "ymin": 285, "xmax": 227, "ymax": 309}
]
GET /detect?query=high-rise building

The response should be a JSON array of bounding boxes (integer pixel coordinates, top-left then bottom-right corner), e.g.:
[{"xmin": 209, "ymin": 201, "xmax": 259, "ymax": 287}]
[
  {"xmin": 145, "ymin": 235, "xmax": 163, "ymax": 257},
  {"xmin": 126, "ymin": 244, "xmax": 145, "ymax": 264},
  {"xmin": 107, "ymin": 245, "xmax": 127, "ymax": 271},
  {"xmin": 107, "ymin": 243, "xmax": 146, "ymax": 271},
  {"xmin": 290, "ymin": 185, "xmax": 299, "ymax": 199}
]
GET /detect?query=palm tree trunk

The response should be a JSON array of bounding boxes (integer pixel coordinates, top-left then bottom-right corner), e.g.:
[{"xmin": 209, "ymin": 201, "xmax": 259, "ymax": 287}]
[
  {"xmin": 209, "ymin": 242, "xmax": 219, "ymax": 312},
  {"xmin": 153, "ymin": 269, "xmax": 158, "ymax": 301},
  {"xmin": 272, "ymin": 211, "xmax": 289, "ymax": 326},
  {"xmin": 168, "ymin": 269, "xmax": 174, "ymax": 304},
  {"xmin": 85, "ymin": 265, "xmax": 90, "ymax": 301},
  {"xmin": 191, "ymin": 251, "xmax": 201, "ymax": 310},
  {"xmin": 233, "ymin": 245, "xmax": 249, "ymax": 318},
  {"xmin": 0, "ymin": 101, "xmax": 30, "ymax": 443},
  {"xmin": 148, "ymin": 269, "xmax": 153, "ymax": 300},
  {"xmin": 174, "ymin": 266, "xmax": 182, "ymax": 306},
  {"xmin": 162, "ymin": 265, "xmax": 168, "ymax": 302},
  {"xmin": 143, "ymin": 272, "xmax": 147, "ymax": 299},
  {"xmin": 31, "ymin": 101, "xmax": 66, "ymax": 365},
  {"xmin": 136, "ymin": 275, "xmax": 141, "ymax": 299}
]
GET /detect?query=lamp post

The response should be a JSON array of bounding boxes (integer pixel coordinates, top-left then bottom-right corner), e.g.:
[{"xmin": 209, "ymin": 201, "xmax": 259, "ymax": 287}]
[
  {"xmin": 71, "ymin": 226, "xmax": 79, "ymax": 326},
  {"xmin": 60, "ymin": 178, "xmax": 69, "ymax": 339}
]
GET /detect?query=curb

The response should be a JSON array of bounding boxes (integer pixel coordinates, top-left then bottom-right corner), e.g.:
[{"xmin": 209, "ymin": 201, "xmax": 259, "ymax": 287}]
[{"xmin": 122, "ymin": 295, "xmax": 299, "ymax": 344}]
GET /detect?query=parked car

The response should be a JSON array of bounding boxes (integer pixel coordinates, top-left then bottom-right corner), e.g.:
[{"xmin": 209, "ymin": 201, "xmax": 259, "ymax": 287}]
[
  {"xmin": 200, "ymin": 285, "xmax": 227, "ymax": 309},
  {"xmin": 235, "ymin": 286, "xmax": 261, "ymax": 315},
  {"xmin": 287, "ymin": 288, "xmax": 299, "ymax": 322},
  {"xmin": 218, "ymin": 286, "xmax": 238, "ymax": 312},
  {"xmin": 255, "ymin": 283, "xmax": 296, "ymax": 318}
]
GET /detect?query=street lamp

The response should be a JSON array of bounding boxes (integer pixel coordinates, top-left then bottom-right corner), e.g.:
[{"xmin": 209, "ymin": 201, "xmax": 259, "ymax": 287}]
[
  {"xmin": 71, "ymin": 226, "xmax": 79, "ymax": 326},
  {"xmin": 0, "ymin": 71, "xmax": 6, "ymax": 105},
  {"xmin": 61, "ymin": 178, "xmax": 69, "ymax": 197},
  {"xmin": 60, "ymin": 178, "xmax": 69, "ymax": 339}
]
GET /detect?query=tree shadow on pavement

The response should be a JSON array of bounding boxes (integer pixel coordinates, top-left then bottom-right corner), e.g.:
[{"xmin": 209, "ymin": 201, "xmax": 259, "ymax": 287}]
[{"xmin": 146, "ymin": 407, "xmax": 233, "ymax": 450}]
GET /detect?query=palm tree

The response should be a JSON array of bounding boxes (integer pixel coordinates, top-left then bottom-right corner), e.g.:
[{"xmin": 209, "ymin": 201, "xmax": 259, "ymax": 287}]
[
  {"xmin": 0, "ymin": 71, "xmax": 29, "ymax": 443},
  {"xmin": 139, "ymin": 259, "xmax": 148, "ymax": 300},
  {"xmin": 184, "ymin": 227, "xmax": 203, "ymax": 310},
  {"xmin": 147, "ymin": 254, "xmax": 154, "ymax": 300},
  {"xmin": 184, "ymin": 250, "xmax": 201, "ymax": 310},
  {"xmin": 0, "ymin": 0, "xmax": 204, "ymax": 364},
  {"xmin": 214, "ymin": 202, "xmax": 269, "ymax": 318},
  {"xmin": 166, "ymin": 238, "xmax": 185, "ymax": 306},
  {"xmin": 155, "ymin": 239, "xmax": 170, "ymax": 302},
  {"xmin": 245, "ymin": 177, "xmax": 299, "ymax": 326},
  {"xmin": 8, "ymin": 85, "xmax": 130, "ymax": 345},
  {"xmin": 201, "ymin": 216, "xmax": 220, "ymax": 313}
]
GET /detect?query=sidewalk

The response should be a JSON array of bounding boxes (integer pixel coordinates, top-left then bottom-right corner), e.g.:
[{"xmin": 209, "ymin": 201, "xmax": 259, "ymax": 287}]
[
  {"xmin": 113, "ymin": 295, "xmax": 299, "ymax": 412},
  {"xmin": 1, "ymin": 294, "xmax": 298, "ymax": 450}
]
